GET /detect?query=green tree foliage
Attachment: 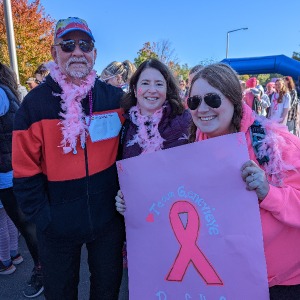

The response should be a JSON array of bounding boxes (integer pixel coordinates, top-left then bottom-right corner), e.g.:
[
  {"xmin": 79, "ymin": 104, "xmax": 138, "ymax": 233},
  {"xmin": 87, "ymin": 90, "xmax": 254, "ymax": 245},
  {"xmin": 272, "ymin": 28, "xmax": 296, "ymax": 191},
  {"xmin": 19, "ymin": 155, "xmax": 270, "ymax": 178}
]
[
  {"xmin": 292, "ymin": 52, "xmax": 300, "ymax": 61},
  {"xmin": 134, "ymin": 41, "xmax": 194, "ymax": 82},
  {"xmin": 257, "ymin": 74, "xmax": 271, "ymax": 86},
  {"xmin": 0, "ymin": 0, "xmax": 55, "ymax": 85},
  {"xmin": 135, "ymin": 42, "xmax": 221, "ymax": 82},
  {"xmin": 172, "ymin": 63, "xmax": 189, "ymax": 80},
  {"xmin": 134, "ymin": 40, "xmax": 181, "ymax": 69},
  {"xmin": 239, "ymin": 74, "xmax": 250, "ymax": 81},
  {"xmin": 134, "ymin": 42, "xmax": 158, "ymax": 67},
  {"xmin": 239, "ymin": 73, "xmax": 282, "ymax": 86}
]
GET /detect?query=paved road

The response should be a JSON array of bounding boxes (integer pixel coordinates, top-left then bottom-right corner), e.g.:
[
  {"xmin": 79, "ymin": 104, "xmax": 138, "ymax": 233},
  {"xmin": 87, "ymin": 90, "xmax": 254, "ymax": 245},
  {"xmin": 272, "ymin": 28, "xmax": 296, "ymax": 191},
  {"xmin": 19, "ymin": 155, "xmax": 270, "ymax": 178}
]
[{"xmin": 0, "ymin": 236, "xmax": 128, "ymax": 300}]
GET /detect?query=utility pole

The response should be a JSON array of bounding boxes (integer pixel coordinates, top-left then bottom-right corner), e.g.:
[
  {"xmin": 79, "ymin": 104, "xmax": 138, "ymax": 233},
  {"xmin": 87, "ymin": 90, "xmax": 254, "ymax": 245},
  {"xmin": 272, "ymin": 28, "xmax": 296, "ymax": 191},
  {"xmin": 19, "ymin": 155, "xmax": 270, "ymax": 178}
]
[
  {"xmin": 3, "ymin": 0, "xmax": 19, "ymax": 83},
  {"xmin": 226, "ymin": 27, "xmax": 248, "ymax": 59}
]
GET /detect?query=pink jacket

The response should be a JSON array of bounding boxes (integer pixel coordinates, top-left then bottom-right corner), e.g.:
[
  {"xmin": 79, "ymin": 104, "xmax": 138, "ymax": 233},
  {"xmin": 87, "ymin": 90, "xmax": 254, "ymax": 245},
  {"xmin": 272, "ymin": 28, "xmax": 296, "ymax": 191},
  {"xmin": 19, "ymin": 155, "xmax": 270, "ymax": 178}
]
[
  {"xmin": 243, "ymin": 90, "xmax": 255, "ymax": 109},
  {"xmin": 197, "ymin": 104, "xmax": 300, "ymax": 287}
]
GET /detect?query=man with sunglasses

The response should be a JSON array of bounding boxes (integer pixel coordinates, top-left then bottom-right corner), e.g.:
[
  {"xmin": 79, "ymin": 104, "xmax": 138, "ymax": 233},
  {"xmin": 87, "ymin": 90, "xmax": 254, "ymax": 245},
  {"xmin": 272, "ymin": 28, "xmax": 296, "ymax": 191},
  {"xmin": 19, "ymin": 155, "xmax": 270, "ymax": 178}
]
[{"xmin": 12, "ymin": 17, "xmax": 125, "ymax": 299}]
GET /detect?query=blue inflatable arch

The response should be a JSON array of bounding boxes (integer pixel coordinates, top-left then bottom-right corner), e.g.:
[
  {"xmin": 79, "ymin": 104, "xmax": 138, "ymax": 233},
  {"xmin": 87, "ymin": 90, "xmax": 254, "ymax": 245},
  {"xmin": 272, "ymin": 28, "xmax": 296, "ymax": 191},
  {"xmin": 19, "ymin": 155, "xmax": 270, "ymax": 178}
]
[{"xmin": 221, "ymin": 55, "xmax": 300, "ymax": 80}]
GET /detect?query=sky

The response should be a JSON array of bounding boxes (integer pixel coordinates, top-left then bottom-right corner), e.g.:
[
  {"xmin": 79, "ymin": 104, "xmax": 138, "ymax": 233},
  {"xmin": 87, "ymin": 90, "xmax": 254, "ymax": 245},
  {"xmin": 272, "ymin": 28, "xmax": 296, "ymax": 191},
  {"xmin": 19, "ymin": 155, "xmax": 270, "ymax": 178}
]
[{"xmin": 39, "ymin": 0, "xmax": 300, "ymax": 74}]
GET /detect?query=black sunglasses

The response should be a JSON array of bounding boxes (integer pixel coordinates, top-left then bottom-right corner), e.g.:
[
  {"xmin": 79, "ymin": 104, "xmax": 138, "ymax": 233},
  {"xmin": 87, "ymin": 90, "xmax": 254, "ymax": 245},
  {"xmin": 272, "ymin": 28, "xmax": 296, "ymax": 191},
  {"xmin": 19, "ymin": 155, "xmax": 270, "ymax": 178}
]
[
  {"xmin": 53, "ymin": 39, "xmax": 94, "ymax": 53},
  {"xmin": 187, "ymin": 93, "xmax": 222, "ymax": 110}
]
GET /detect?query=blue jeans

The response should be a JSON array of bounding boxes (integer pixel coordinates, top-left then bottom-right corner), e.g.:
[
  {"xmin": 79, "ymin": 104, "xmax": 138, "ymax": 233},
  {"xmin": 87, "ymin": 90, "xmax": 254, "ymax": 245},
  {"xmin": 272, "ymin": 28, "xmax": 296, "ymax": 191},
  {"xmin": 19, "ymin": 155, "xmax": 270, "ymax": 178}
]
[
  {"xmin": 37, "ymin": 215, "xmax": 125, "ymax": 300},
  {"xmin": 287, "ymin": 119, "xmax": 296, "ymax": 135}
]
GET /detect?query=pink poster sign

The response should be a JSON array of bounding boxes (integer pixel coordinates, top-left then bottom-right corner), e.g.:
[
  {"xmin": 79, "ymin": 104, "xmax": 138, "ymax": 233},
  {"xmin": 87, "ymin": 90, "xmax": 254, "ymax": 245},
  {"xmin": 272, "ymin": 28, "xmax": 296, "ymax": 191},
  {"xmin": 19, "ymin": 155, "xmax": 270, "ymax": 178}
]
[{"xmin": 117, "ymin": 133, "xmax": 269, "ymax": 300}]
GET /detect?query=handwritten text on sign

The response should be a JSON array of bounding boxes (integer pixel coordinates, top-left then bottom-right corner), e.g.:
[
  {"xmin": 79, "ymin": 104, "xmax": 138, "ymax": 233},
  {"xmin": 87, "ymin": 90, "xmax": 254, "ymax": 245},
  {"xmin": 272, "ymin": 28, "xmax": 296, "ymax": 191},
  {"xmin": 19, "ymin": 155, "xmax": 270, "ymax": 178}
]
[{"xmin": 117, "ymin": 133, "xmax": 269, "ymax": 299}]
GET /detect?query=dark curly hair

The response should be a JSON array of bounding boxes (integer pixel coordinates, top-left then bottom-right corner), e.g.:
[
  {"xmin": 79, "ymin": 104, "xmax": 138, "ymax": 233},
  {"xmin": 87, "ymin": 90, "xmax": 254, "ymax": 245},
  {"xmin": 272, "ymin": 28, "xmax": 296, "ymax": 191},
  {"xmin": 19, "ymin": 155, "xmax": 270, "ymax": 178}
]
[
  {"xmin": 0, "ymin": 63, "xmax": 20, "ymax": 100},
  {"xmin": 188, "ymin": 63, "xmax": 243, "ymax": 142},
  {"xmin": 121, "ymin": 58, "xmax": 184, "ymax": 116}
]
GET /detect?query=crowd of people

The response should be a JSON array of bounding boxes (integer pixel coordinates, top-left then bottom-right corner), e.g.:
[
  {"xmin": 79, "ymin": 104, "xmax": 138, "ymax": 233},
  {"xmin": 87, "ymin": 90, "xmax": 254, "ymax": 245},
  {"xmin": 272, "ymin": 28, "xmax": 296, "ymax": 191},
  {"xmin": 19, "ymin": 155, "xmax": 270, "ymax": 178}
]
[
  {"xmin": 0, "ymin": 16, "xmax": 300, "ymax": 300},
  {"xmin": 241, "ymin": 76, "xmax": 300, "ymax": 136}
]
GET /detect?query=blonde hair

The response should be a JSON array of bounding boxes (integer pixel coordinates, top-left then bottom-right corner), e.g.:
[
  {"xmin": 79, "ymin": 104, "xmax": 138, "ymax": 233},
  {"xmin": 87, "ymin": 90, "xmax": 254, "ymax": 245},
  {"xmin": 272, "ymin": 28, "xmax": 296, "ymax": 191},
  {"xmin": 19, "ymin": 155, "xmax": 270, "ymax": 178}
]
[
  {"xmin": 275, "ymin": 78, "xmax": 288, "ymax": 103},
  {"xmin": 101, "ymin": 60, "xmax": 136, "ymax": 84}
]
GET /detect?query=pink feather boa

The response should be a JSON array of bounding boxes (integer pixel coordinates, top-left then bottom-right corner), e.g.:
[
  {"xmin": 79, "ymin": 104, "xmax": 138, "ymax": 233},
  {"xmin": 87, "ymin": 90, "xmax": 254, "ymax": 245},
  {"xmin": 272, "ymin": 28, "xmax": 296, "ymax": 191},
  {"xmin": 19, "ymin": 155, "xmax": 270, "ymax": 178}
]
[
  {"xmin": 127, "ymin": 105, "xmax": 165, "ymax": 154},
  {"xmin": 46, "ymin": 61, "xmax": 96, "ymax": 154},
  {"xmin": 196, "ymin": 103, "xmax": 294, "ymax": 186}
]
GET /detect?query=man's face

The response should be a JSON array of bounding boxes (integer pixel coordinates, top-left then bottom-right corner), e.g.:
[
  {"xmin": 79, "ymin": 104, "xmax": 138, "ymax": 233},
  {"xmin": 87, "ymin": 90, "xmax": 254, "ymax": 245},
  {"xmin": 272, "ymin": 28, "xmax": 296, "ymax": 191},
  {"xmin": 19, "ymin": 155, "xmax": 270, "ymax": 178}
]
[
  {"xmin": 27, "ymin": 81, "xmax": 38, "ymax": 90},
  {"xmin": 51, "ymin": 31, "xmax": 97, "ymax": 80}
]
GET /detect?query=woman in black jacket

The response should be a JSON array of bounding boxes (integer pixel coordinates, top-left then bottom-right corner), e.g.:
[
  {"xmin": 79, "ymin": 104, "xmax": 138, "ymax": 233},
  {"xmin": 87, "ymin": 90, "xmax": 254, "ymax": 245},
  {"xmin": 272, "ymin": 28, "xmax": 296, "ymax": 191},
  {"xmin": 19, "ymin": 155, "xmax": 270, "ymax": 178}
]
[{"xmin": 0, "ymin": 63, "xmax": 43, "ymax": 298}]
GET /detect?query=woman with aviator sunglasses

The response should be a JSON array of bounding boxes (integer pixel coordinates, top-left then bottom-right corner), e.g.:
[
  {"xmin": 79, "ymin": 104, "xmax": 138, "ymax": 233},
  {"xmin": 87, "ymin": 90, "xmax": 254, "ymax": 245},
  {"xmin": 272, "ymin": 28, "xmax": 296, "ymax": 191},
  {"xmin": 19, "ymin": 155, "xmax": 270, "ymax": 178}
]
[{"xmin": 188, "ymin": 63, "xmax": 300, "ymax": 300}]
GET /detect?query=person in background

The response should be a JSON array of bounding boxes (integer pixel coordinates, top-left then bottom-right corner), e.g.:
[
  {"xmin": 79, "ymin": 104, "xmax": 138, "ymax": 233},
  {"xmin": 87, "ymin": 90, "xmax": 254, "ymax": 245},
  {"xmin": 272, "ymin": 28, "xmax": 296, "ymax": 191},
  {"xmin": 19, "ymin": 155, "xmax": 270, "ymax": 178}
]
[
  {"xmin": 17, "ymin": 83, "xmax": 28, "ymax": 101},
  {"xmin": 266, "ymin": 81, "xmax": 276, "ymax": 100},
  {"xmin": 188, "ymin": 63, "xmax": 300, "ymax": 300},
  {"xmin": 115, "ymin": 58, "xmax": 192, "ymax": 299},
  {"xmin": 0, "ymin": 62, "xmax": 43, "ymax": 298},
  {"xmin": 26, "ymin": 77, "xmax": 39, "ymax": 90},
  {"xmin": 243, "ymin": 77, "xmax": 264, "ymax": 115},
  {"xmin": 13, "ymin": 17, "xmax": 125, "ymax": 300},
  {"xmin": 245, "ymin": 76, "xmax": 257, "ymax": 90},
  {"xmin": 268, "ymin": 78, "xmax": 291, "ymax": 125},
  {"xmin": 239, "ymin": 80, "xmax": 246, "ymax": 96},
  {"xmin": 243, "ymin": 77, "xmax": 257, "ymax": 107},
  {"xmin": 100, "ymin": 60, "xmax": 136, "ymax": 92},
  {"xmin": 284, "ymin": 76, "xmax": 299, "ymax": 135},
  {"xmin": 0, "ymin": 199, "xmax": 23, "ymax": 275},
  {"xmin": 179, "ymin": 78, "xmax": 188, "ymax": 102},
  {"xmin": 185, "ymin": 78, "xmax": 190, "ymax": 93},
  {"xmin": 34, "ymin": 63, "xmax": 49, "ymax": 84},
  {"xmin": 256, "ymin": 84, "xmax": 271, "ymax": 116}
]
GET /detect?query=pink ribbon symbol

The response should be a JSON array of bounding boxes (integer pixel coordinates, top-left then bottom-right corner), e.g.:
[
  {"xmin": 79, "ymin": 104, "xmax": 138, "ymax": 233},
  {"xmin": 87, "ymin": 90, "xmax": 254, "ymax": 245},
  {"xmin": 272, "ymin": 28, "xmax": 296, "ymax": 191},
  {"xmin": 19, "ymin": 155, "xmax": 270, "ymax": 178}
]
[{"xmin": 166, "ymin": 201, "xmax": 223, "ymax": 285}]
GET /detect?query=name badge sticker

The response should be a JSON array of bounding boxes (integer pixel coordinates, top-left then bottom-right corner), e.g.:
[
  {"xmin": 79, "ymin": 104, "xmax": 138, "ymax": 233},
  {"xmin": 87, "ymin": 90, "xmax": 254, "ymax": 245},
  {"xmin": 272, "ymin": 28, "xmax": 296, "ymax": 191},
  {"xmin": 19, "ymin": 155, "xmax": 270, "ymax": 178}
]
[{"xmin": 87, "ymin": 112, "xmax": 122, "ymax": 142}]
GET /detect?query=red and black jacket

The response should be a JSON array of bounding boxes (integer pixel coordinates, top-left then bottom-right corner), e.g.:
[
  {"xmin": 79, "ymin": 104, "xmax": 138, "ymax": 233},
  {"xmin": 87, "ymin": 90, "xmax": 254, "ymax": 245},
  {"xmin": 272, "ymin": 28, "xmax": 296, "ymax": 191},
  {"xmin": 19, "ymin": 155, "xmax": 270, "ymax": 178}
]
[{"xmin": 13, "ymin": 75, "xmax": 124, "ymax": 241}]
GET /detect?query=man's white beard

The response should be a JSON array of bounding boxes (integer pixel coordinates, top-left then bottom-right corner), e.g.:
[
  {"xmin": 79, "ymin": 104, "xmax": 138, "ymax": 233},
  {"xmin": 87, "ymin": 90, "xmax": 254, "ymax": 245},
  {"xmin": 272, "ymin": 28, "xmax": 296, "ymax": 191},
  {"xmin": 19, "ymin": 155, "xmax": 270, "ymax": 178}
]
[{"xmin": 58, "ymin": 56, "xmax": 94, "ymax": 79}]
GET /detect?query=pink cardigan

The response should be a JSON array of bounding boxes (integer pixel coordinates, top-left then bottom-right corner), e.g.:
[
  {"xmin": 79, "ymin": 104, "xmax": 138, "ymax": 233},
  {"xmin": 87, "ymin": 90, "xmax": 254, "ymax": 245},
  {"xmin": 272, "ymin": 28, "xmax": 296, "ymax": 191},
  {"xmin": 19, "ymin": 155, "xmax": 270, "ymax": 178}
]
[{"xmin": 197, "ymin": 104, "xmax": 300, "ymax": 286}]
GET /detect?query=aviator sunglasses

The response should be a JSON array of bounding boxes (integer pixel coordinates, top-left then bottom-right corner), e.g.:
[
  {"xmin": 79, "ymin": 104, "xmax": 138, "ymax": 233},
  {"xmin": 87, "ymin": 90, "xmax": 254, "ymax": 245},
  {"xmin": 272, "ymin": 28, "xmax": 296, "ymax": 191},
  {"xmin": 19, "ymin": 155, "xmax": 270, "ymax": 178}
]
[
  {"xmin": 53, "ymin": 39, "xmax": 94, "ymax": 53},
  {"xmin": 187, "ymin": 93, "xmax": 222, "ymax": 110}
]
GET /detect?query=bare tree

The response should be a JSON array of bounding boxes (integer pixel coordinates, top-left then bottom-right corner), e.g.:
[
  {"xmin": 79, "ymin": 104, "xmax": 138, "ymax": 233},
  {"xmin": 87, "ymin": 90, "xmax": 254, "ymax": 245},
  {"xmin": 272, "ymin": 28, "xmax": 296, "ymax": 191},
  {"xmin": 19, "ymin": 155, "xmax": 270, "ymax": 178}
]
[{"xmin": 153, "ymin": 39, "xmax": 179, "ymax": 66}]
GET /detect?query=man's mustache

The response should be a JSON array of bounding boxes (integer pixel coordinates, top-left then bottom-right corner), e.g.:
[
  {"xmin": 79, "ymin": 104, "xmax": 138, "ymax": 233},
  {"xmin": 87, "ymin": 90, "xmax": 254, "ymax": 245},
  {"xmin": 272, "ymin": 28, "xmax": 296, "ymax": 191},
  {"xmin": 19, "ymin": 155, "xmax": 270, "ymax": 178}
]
[{"xmin": 66, "ymin": 57, "xmax": 88, "ymax": 68}]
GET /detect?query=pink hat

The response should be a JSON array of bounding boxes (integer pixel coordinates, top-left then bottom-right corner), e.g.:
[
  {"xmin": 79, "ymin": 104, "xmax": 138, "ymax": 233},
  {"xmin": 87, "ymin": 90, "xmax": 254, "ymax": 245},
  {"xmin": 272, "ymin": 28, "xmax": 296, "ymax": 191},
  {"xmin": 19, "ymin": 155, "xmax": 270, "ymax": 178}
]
[
  {"xmin": 54, "ymin": 17, "xmax": 95, "ymax": 41},
  {"xmin": 245, "ymin": 77, "xmax": 257, "ymax": 88}
]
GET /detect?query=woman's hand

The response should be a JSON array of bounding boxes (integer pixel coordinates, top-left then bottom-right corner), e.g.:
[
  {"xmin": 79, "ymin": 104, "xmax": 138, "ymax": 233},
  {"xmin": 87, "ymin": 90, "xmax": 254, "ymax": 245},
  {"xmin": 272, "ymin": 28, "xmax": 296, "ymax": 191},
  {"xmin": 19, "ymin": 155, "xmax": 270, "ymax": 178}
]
[
  {"xmin": 115, "ymin": 190, "xmax": 126, "ymax": 215},
  {"xmin": 241, "ymin": 160, "xmax": 270, "ymax": 202}
]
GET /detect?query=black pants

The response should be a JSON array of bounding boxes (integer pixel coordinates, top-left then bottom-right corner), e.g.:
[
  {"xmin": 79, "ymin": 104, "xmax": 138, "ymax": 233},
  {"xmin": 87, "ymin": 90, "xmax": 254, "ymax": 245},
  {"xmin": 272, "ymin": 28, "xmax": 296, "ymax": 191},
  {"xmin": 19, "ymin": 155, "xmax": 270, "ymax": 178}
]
[
  {"xmin": 37, "ymin": 216, "xmax": 125, "ymax": 300},
  {"xmin": 0, "ymin": 187, "xmax": 39, "ymax": 266},
  {"xmin": 270, "ymin": 284, "xmax": 300, "ymax": 300}
]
